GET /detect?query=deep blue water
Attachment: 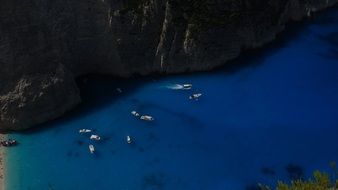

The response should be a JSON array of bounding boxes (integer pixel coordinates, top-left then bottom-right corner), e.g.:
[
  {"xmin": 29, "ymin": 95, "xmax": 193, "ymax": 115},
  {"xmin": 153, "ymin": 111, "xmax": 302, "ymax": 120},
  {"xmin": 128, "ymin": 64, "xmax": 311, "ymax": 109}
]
[{"xmin": 6, "ymin": 8, "xmax": 338, "ymax": 190}]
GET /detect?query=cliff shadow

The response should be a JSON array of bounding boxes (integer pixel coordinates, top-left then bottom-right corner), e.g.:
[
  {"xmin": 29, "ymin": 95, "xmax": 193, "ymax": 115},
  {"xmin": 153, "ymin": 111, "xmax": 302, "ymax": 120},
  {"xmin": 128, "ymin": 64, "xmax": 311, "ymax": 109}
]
[
  {"xmin": 14, "ymin": 75, "xmax": 147, "ymax": 134},
  {"xmin": 211, "ymin": 5, "xmax": 338, "ymax": 76},
  {"xmin": 316, "ymin": 31, "xmax": 338, "ymax": 60},
  {"xmin": 13, "ymin": 5, "xmax": 338, "ymax": 134}
]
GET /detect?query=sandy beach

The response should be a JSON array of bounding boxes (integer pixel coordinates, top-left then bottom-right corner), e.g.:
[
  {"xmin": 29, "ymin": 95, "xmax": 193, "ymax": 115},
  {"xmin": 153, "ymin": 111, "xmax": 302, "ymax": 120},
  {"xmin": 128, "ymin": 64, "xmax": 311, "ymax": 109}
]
[{"xmin": 0, "ymin": 134, "xmax": 5, "ymax": 190}]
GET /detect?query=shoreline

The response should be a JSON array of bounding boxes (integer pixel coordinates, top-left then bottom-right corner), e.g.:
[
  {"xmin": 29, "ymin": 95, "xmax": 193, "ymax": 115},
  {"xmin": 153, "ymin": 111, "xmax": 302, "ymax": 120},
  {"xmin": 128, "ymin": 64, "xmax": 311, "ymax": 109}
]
[{"xmin": 0, "ymin": 134, "xmax": 5, "ymax": 190}]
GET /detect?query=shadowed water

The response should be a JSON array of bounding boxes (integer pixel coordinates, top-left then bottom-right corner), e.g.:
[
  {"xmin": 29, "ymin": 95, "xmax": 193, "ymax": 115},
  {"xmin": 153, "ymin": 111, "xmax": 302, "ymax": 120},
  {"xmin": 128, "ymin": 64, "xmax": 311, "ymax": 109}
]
[{"xmin": 5, "ymin": 7, "xmax": 338, "ymax": 190}]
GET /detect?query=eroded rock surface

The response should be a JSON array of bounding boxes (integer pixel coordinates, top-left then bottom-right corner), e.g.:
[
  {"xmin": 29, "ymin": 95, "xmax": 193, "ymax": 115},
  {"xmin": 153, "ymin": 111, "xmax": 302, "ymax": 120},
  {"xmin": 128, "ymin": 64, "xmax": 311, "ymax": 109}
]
[{"xmin": 0, "ymin": 0, "xmax": 337, "ymax": 130}]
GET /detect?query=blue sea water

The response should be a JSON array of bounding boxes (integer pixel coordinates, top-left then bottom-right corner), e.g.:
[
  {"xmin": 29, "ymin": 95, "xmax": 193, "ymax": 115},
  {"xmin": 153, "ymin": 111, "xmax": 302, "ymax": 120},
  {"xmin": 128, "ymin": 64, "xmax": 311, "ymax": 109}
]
[{"xmin": 5, "ymin": 8, "xmax": 338, "ymax": 190}]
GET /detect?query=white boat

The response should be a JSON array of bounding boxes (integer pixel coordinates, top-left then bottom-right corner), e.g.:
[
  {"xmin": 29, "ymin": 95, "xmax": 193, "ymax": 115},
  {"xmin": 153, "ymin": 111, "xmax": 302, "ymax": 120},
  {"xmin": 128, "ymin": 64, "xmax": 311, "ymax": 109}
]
[
  {"xmin": 116, "ymin": 88, "xmax": 123, "ymax": 93},
  {"xmin": 79, "ymin": 129, "xmax": 91, "ymax": 133},
  {"xmin": 189, "ymin": 93, "xmax": 202, "ymax": 100},
  {"xmin": 172, "ymin": 83, "xmax": 192, "ymax": 90},
  {"xmin": 90, "ymin": 134, "xmax": 101, "ymax": 141},
  {"xmin": 89, "ymin": 144, "xmax": 95, "ymax": 154},
  {"xmin": 140, "ymin": 115, "xmax": 154, "ymax": 121},
  {"xmin": 127, "ymin": 135, "xmax": 132, "ymax": 144},
  {"xmin": 182, "ymin": 84, "xmax": 192, "ymax": 89},
  {"xmin": 131, "ymin": 110, "xmax": 140, "ymax": 117}
]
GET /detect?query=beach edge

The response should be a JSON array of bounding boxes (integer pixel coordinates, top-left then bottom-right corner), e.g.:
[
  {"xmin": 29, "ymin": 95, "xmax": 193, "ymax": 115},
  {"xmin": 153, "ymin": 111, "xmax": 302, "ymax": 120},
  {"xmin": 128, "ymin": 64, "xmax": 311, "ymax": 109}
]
[{"xmin": 0, "ymin": 134, "xmax": 6, "ymax": 190}]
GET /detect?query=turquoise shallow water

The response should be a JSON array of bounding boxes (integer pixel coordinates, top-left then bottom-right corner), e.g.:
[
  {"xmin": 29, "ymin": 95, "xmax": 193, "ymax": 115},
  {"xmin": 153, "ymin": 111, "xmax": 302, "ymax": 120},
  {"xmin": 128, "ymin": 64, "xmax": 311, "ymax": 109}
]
[{"xmin": 6, "ymin": 8, "xmax": 338, "ymax": 190}]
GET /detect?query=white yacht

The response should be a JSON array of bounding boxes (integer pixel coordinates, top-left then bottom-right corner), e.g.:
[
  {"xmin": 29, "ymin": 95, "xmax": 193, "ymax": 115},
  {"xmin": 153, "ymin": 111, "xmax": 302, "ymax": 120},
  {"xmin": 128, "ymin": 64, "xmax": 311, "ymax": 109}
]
[
  {"xmin": 140, "ymin": 115, "xmax": 154, "ymax": 121},
  {"xmin": 182, "ymin": 84, "xmax": 192, "ymax": 89},
  {"xmin": 90, "ymin": 134, "xmax": 101, "ymax": 141}
]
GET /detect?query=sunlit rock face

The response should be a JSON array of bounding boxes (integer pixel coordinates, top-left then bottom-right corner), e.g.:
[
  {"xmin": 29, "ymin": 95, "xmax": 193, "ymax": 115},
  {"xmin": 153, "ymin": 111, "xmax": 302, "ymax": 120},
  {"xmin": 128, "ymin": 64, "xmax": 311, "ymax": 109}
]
[{"xmin": 0, "ymin": 0, "xmax": 337, "ymax": 130}]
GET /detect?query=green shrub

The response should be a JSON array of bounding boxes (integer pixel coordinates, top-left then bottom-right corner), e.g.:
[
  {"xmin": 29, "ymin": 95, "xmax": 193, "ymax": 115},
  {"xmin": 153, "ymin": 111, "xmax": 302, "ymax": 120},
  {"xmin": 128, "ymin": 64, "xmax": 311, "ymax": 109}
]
[{"xmin": 262, "ymin": 162, "xmax": 337, "ymax": 190}]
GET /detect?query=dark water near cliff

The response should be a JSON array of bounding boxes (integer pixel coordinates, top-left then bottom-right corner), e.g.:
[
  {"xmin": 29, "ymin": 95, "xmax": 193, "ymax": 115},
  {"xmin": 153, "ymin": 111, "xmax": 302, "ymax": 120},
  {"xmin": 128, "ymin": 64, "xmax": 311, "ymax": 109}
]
[{"xmin": 6, "ymin": 8, "xmax": 338, "ymax": 190}]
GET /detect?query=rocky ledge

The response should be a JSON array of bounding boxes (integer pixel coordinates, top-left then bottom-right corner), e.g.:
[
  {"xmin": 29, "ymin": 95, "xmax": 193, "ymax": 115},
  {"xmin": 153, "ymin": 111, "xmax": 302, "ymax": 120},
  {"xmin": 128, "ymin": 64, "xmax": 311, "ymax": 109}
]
[{"xmin": 0, "ymin": 0, "xmax": 337, "ymax": 130}]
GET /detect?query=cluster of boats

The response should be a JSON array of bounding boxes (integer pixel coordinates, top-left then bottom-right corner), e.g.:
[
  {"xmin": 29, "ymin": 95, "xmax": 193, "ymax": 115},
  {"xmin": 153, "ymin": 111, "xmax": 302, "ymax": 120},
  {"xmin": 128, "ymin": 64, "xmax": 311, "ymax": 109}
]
[
  {"xmin": 175, "ymin": 83, "xmax": 203, "ymax": 100},
  {"xmin": 131, "ymin": 111, "xmax": 154, "ymax": 121},
  {"xmin": 130, "ymin": 83, "xmax": 201, "ymax": 122},
  {"xmin": 1, "ymin": 139, "xmax": 18, "ymax": 147},
  {"xmin": 79, "ymin": 128, "xmax": 132, "ymax": 154},
  {"xmin": 78, "ymin": 129, "xmax": 102, "ymax": 154},
  {"xmin": 0, "ymin": 83, "xmax": 200, "ymax": 153},
  {"xmin": 79, "ymin": 129, "xmax": 101, "ymax": 140},
  {"xmin": 81, "ymin": 83, "xmax": 200, "ymax": 155}
]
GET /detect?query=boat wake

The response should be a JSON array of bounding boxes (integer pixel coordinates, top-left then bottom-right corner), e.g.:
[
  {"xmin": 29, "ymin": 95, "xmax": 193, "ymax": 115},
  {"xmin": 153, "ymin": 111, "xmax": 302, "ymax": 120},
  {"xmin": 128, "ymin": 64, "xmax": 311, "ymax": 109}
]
[
  {"xmin": 166, "ymin": 84, "xmax": 184, "ymax": 90},
  {"xmin": 165, "ymin": 84, "xmax": 192, "ymax": 90}
]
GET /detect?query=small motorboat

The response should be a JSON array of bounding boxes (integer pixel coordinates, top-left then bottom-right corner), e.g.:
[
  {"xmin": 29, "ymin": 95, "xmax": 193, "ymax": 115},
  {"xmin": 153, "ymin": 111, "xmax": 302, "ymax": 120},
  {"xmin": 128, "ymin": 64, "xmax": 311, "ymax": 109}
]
[
  {"xmin": 90, "ymin": 134, "xmax": 101, "ymax": 141},
  {"xmin": 131, "ymin": 111, "xmax": 140, "ymax": 117},
  {"xmin": 140, "ymin": 115, "xmax": 154, "ymax": 121},
  {"xmin": 127, "ymin": 135, "xmax": 132, "ymax": 144},
  {"xmin": 116, "ymin": 88, "xmax": 123, "ymax": 93},
  {"xmin": 182, "ymin": 84, "xmax": 192, "ymax": 90},
  {"xmin": 1, "ymin": 139, "xmax": 18, "ymax": 147},
  {"xmin": 79, "ymin": 129, "xmax": 92, "ymax": 133},
  {"xmin": 89, "ymin": 144, "xmax": 95, "ymax": 154},
  {"xmin": 189, "ymin": 93, "xmax": 202, "ymax": 100},
  {"xmin": 172, "ymin": 84, "xmax": 192, "ymax": 90}
]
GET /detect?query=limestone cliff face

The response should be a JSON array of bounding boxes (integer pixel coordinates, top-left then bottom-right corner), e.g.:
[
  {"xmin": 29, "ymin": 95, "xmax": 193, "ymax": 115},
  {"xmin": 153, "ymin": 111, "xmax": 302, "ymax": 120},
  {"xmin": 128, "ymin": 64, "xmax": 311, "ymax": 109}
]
[{"xmin": 0, "ymin": 0, "xmax": 337, "ymax": 130}]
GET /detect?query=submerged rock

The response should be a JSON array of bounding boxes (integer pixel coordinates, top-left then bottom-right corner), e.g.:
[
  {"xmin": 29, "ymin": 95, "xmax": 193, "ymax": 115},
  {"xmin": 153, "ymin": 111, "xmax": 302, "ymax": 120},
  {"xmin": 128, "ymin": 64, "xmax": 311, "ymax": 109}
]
[
  {"xmin": 0, "ymin": 0, "xmax": 337, "ymax": 130},
  {"xmin": 286, "ymin": 163, "xmax": 304, "ymax": 180},
  {"xmin": 261, "ymin": 167, "xmax": 276, "ymax": 176},
  {"xmin": 142, "ymin": 172, "xmax": 166, "ymax": 190}
]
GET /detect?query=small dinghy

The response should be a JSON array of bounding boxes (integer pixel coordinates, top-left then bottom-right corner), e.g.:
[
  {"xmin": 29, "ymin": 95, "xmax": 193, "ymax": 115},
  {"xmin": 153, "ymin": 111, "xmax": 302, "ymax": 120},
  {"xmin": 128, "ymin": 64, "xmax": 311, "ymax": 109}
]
[
  {"xmin": 131, "ymin": 111, "xmax": 140, "ymax": 117},
  {"xmin": 140, "ymin": 115, "xmax": 154, "ymax": 121},
  {"xmin": 90, "ymin": 134, "xmax": 101, "ymax": 141},
  {"xmin": 1, "ymin": 139, "xmax": 18, "ymax": 147},
  {"xmin": 127, "ymin": 135, "xmax": 132, "ymax": 144},
  {"xmin": 189, "ymin": 93, "xmax": 202, "ymax": 100},
  {"xmin": 89, "ymin": 144, "xmax": 95, "ymax": 154},
  {"xmin": 79, "ymin": 129, "xmax": 91, "ymax": 133}
]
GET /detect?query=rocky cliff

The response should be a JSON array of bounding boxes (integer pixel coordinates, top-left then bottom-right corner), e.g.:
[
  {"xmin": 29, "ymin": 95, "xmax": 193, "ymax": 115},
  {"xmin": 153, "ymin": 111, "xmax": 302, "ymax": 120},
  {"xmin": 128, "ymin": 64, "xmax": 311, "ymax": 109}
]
[{"xmin": 0, "ymin": 0, "xmax": 337, "ymax": 130}]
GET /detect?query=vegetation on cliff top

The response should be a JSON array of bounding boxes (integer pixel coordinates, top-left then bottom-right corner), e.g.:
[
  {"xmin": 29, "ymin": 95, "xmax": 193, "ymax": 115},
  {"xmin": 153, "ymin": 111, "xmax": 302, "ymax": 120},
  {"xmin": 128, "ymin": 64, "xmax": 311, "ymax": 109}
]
[{"xmin": 260, "ymin": 162, "xmax": 338, "ymax": 190}]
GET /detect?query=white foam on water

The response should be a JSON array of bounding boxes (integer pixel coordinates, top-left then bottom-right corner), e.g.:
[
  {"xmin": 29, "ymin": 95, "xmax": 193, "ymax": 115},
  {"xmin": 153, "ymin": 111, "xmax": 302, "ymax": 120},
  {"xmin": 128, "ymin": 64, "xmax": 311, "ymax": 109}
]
[{"xmin": 165, "ymin": 84, "xmax": 184, "ymax": 90}]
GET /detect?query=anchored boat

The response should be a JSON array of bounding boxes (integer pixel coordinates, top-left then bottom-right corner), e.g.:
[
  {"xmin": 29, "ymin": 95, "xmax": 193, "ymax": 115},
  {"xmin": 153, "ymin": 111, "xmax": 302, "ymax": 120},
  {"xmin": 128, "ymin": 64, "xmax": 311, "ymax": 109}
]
[
  {"xmin": 79, "ymin": 129, "xmax": 91, "ymax": 133},
  {"xmin": 127, "ymin": 136, "xmax": 132, "ymax": 144},
  {"xmin": 189, "ymin": 93, "xmax": 202, "ymax": 100},
  {"xmin": 140, "ymin": 115, "xmax": 154, "ymax": 121},
  {"xmin": 131, "ymin": 111, "xmax": 140, "ymax": 117},
  {"xmin": 1, "ymin": 139, "xmax": 18, "ymax": 147},
  {"xmin": 90, "ymin": 135, "xmax": 101, "ymax": 141},
  {"xmin": 89, "ymin": 144, "xmax": 95, "ymax": 154}
]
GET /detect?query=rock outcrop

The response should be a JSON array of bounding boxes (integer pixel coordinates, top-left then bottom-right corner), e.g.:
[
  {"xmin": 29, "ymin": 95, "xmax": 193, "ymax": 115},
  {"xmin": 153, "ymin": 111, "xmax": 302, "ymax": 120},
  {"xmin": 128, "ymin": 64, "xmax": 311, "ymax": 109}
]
[{"xmin": 0, "ymin": 0, "xmax": 337, "ymax": 130}]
